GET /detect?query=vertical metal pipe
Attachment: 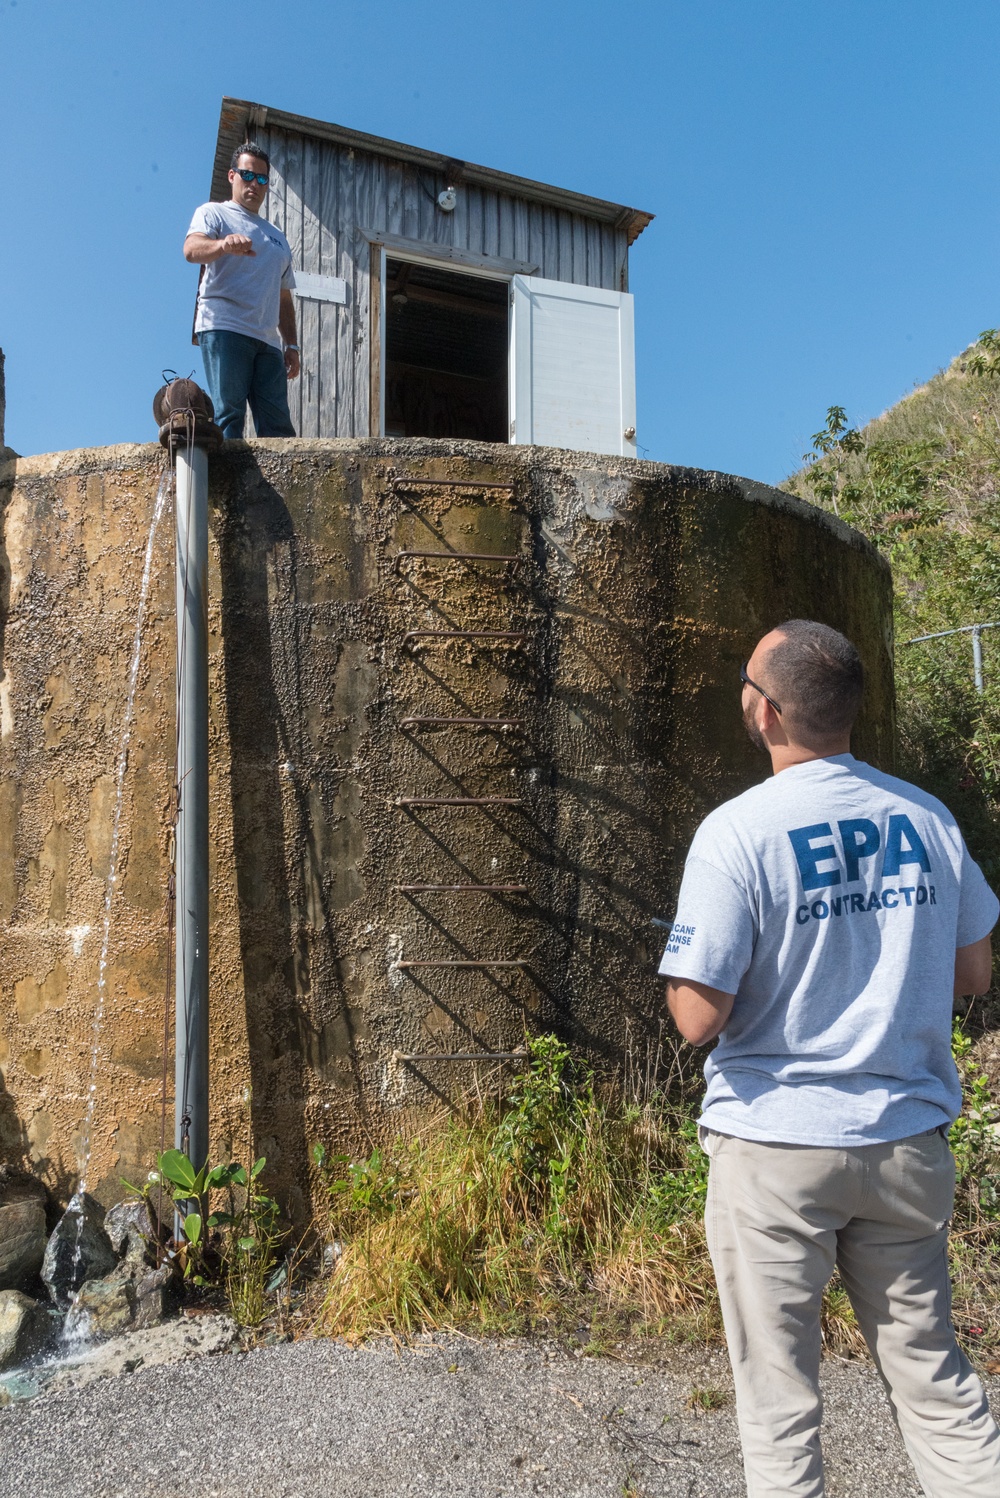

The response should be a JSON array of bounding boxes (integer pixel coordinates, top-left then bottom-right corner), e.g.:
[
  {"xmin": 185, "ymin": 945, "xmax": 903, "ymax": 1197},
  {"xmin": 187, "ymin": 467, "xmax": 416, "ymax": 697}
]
[
  {"xmin": 174, "ymin": 444, "xmax": 210, "ymax": 1170},
  {"xmin": 973, "ymin": 625, "xmax": 984, "ymax": 695}
]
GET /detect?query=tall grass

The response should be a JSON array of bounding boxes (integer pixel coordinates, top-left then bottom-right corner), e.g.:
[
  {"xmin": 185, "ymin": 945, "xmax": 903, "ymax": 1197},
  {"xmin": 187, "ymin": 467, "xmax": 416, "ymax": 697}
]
[
  {"xmin": 313, "ymin": 1035, "xmax": 715, "ymax": 1342},
  {"xmin": 308, "ymin": 1032, "xmax": 1000, "ymax": 1360}
]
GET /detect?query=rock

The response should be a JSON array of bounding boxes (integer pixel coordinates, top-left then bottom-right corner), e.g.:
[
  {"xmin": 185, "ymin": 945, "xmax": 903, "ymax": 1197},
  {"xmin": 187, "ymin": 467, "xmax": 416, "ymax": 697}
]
[
  {"xmin": 63, "ymin": 1272, "xmax": 135, "ymax": 1341},
  {"xmin": 0, "ymin": 1167, "xmax": 48, "ymax": 1292},
  {"xmin": 48, "ymin": 1312, "xmax": 238, "ymax": 1393},
  {"xmin": 61, "ymin": 1197, "xmax": 175, "ymax": 1341},
  {"xmin": 41, "ymin": 1195, "xmax": 117, "ymax": 1308},
  {"xmin": 63, "ymin": 1258, "xmax": 175, "ymax": 1342},
  {"xmin": 0, "ymin": 1289, "xmax": 54, "ymax": 1370},
  {"xmin": 133, "ymin": 1264, "xmax": 173, "ymax": 1329},
  {"xmin": 104, "ymin": 1199, "xmax": 157, "ymax": 1273}
]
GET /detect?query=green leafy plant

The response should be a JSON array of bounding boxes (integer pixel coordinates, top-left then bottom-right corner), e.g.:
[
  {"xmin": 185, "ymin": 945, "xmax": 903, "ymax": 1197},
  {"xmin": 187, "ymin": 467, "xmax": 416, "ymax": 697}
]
[
  {"xmin": 135, "ymin": 1149, "xmax": 285, "ymax": 1323},
  {"xmin": 643, "ymin": 1114, "xmax": 709, "ymax": 1228},
  {"xmin": 207, "ymin": 1156, "xmax": 285, "ymax": 1326},
  {"xmin": 126, "ymin": 1147, "xmax": 218, "ymax": 1281},
  {"xmin": 494, "ymin": 1034, "xmax": 593, "ymax": 1232},
  {"xmin": 798, "ymin": 405, "xmax": 864, "ymax": 512},
  {"xmin": 964, "ymin": 328, "xmax": 1000, "ymax": 381},
  {"xmin": 314, "ymin": 1144, "xmax": 408, "ymax": 1224}
]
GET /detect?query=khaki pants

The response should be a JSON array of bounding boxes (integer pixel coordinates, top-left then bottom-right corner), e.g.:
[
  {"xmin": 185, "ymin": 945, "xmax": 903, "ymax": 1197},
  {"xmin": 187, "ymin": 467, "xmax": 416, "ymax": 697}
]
[{"xmin": 702, "ymin": 1127, "xmax": 1000, "ymax": 1496}]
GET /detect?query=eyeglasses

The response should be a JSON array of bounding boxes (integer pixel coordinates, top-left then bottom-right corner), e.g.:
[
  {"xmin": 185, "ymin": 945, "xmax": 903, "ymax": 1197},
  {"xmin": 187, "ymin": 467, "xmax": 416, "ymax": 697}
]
[
  {"xmin": 234, "ymin": 168, "xmax": 269, "ymax": 186},
  {"xmin": 740, "ymin": 661, "xmax": 782, "ymax": 714}
]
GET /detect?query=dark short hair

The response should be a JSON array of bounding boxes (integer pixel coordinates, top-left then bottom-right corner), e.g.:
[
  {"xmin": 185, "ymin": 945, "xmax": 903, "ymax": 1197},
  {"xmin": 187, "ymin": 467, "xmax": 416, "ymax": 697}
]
[
  {"xmin": 762, "ymin": 620, "xmax": 864, "ymax": 740},
  {"xmin": 231, "ymin": 142, "xmax": 270, "ymax": 171}
]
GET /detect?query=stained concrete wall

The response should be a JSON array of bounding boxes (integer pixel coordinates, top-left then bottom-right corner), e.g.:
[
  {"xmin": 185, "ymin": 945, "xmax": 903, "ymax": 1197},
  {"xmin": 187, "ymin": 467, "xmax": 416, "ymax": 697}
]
[{"xmin": 0, "ymin": 440, "xmax": 893, "ymax": 1216}]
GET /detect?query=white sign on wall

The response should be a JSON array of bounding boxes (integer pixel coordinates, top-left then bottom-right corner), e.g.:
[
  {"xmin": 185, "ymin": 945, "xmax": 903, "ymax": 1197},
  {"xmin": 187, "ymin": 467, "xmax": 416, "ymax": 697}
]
[{"xmin": 292, "ymin": 271, "xmax": 348, "ymax": 305}]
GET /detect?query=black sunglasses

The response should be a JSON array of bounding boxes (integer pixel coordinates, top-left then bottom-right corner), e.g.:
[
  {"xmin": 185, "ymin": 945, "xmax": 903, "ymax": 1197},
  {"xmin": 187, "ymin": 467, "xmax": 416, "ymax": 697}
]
[
  {"xmin": 740, "ymin": 661, "xmax": 782, "ymax": 714},
  {"xmin": 234, "ymin": 168, "xmax": 269, "ymax": 186}
]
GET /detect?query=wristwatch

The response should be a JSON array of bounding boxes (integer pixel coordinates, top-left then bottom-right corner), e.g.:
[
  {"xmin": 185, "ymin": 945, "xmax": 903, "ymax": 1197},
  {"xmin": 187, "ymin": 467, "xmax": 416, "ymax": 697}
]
[{"xmin": 285, "ymin": 344, "xmax": 299, "ymax": 351}]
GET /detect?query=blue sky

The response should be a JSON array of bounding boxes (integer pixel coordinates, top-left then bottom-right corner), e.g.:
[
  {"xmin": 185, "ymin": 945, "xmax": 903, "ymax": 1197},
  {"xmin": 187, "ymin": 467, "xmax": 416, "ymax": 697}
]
[{"xmin": 1, "ymin": 0, "xmax": 997, "ymax": 484}]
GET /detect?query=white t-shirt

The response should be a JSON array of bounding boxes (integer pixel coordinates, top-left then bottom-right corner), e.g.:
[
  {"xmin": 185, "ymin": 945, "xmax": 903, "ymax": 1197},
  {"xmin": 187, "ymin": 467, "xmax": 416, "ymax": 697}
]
[
  {"xmin": 659, "ymin": 754, "xmax": 998, "ymax": 1146},
  {"xmin": 188, "ymin": 201, "xmax": 294, "ymax": 348}
]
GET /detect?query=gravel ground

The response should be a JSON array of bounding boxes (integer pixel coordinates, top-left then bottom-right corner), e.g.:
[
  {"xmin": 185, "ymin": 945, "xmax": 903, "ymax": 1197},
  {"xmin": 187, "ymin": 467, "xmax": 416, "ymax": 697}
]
[{"xmin": 0, "ymin": 1335, "xmax": 996, "ymax": 1498}]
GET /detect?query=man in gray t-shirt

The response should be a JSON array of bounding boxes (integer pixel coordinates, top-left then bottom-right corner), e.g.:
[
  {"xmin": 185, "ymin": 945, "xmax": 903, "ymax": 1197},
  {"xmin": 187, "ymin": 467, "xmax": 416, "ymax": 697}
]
[
  {"xmin": 184, "ymin": 141, "xmax": 299, "ymax": 440},
  {"xmin": 661, "ymin": 619, "xmax": 999, "ymax": 1496}
]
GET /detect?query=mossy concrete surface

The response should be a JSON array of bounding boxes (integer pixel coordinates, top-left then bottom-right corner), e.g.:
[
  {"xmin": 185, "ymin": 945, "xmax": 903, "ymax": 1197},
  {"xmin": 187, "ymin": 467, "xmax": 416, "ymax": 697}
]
[{"xmin": 0, "ymin": 439, "xmax": 893, "ymax": 1216}]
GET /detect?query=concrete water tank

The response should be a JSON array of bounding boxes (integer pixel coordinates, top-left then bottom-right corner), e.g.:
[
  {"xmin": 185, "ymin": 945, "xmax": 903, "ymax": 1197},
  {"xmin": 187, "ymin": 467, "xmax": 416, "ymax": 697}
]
[{"xmin": 0, "ymin": 440, "xmax": 892, "ymax": 1213}]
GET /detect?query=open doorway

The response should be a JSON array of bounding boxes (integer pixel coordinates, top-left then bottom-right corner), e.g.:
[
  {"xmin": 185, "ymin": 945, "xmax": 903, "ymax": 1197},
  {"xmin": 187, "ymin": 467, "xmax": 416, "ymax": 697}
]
[{"xmin": 382, "ymin": 258, "xmax": 509, "ymax": 441}]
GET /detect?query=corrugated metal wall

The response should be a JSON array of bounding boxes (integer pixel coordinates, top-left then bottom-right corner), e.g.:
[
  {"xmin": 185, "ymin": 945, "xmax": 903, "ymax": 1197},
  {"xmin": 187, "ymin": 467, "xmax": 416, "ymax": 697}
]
[{"xmin": 256, "ymin": 127, "xmax": 630, "ymax": 440}]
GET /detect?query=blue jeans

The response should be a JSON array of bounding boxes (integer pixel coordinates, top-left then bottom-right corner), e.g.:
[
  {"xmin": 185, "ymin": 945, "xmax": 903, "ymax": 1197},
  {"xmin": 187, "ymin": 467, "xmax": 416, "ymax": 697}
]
[{"xmin": 198, "ymin": 329, "xmax": 295, "ymax": 440}]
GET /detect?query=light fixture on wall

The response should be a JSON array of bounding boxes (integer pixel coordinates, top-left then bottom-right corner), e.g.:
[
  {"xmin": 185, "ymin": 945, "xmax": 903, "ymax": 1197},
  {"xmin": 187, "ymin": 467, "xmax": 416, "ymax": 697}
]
[{"xmin": 437, "ymin": 186, "xmax": 457, "ymax": 212}]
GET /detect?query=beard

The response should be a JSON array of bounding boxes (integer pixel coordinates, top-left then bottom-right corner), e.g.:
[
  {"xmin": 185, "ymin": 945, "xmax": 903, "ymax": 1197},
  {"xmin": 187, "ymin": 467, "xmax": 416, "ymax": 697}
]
[{"xmin": 742, "ymin": 698, "xmax": 768, "ymax": 753}]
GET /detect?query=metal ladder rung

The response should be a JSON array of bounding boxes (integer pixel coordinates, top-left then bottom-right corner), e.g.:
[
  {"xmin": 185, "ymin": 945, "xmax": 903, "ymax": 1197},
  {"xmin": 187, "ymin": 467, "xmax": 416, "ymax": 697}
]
[
  {"xmin": 395, "ymin": 958, "xmax": 528, "ymax": 969},
  {"xmin": 402, "ymin": 629, "xmax": 526, "ymax": 645},
  {"xmin": 396, "ymin": 796, "xmax": 522, "ymax": 807},
  {"xmin": 392, "ymin": 478, "xmax": 515, "ymax": 492},
  {"xmin": 399, "ymin": 716, "xmax": 526, "ymax": 729},
  {"xmin": 394, "ymin": 1049, "xmax": 529, "ymax": 1063},
  {"xmin": 394, "ymin": 550, "xmax": 521, "ymax": 570},
  {"xmin": 394, "ymin": 883, "xmax": 528, "ymax": 894}
]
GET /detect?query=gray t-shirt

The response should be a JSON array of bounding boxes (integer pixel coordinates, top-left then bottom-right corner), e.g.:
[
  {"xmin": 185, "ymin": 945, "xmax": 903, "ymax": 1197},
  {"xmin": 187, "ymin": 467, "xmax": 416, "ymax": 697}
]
[
  {"xmin": 188, "ymin": 201, "xmax": 294, "ymax": 348},
  {"xmin": 659, "ymin": 754, "xmax": 998, "ymax": 1146}
]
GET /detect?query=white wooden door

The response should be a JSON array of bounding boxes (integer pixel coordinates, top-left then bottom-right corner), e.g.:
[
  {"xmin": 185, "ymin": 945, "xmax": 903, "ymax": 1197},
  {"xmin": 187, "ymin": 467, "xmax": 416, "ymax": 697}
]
[{"xmin": 509, "ymin": 276, "xmax": 636, "ymax": 457}]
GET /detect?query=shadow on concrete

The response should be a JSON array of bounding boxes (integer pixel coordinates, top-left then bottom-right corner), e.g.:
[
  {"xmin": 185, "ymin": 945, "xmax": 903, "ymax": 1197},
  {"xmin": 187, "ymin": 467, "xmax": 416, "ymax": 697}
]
[
  {"xmin": 0, "ymin": 1070, "xmax": 29, "ymax": 1170},
  {"xmin": 215, "ymin": 452, "xmax": 368, "ymax": 1221}
]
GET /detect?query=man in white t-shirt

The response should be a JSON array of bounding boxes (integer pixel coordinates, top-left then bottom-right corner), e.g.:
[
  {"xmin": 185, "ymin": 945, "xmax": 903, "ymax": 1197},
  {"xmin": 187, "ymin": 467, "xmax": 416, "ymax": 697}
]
[
  {"xmin": 184, "ymin": 143, "xmax": 299, "ymax": 440},
  {"xmin": 660, "ymin": 619, "xmax": 999, "ymax": 1497}
]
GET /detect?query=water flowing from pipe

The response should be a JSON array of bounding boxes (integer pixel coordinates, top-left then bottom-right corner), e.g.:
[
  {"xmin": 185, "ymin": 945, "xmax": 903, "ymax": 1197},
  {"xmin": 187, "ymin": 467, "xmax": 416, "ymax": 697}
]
[{"xmin": 64, "ymin": 466, "xmax": 173, "ymax": 1265}]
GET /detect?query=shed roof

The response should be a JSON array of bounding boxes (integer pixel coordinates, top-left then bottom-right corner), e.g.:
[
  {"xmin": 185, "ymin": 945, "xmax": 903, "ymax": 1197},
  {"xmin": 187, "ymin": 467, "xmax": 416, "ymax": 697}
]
[{"xmin": 211, "ymin": 98, "xmax": 654, "ymax": 247}]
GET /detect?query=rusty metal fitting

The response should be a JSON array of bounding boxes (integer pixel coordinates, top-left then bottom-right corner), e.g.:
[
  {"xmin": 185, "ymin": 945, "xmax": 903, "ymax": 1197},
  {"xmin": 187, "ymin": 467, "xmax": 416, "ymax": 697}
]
[{"xmin": 153, "ymin": 378, "xmax": 224, "ymax": 456}]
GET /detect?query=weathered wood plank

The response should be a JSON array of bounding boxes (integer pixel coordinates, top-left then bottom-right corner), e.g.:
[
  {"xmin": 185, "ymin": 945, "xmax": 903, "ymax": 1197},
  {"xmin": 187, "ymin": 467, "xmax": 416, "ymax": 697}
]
[
  {"xmin": 542, "ymin": 205, "xmax": 561, "ymax": 281},
  {"xmin": 450, "ymin": 170, "xmax": 469, "ymax": 252},
  {"xmin": 297, "ymin": 135, "xmax": 323, "ymax": 438},
  {"xmin": 278, "ymin": 130, "xmax": 304, "ymax": 435},
  {"xmin": 597, "ymin": 222, "xmax": 611, "ymax": 291},
  {"xmin": 557, "ymin": 210, "xmax": 574, "ymax": 283},
  {"xmin": 260, "ymin": 129, "xmax": 282, "ymax": 230},
  {"xmin": 466, "ymin": 183, "xmax": 485, "ymax": 257},
  {"xmin": 480, "ymin": 189, "xmax": 500, "ymax": 259},
  {"xmin": 353, "ymin": 152, "xmax": 374, "ymax": 436},
  {"xmin": 525, "ymin": 201, "xmax": 545, "ymax": 279},
  {"xmin": 614, "ymin": 228, "xmax": 629, "ymax": 291},
  {"xmin": 335, "ymin": 146, "xmax": 356, "ymax": 437},
  {"xmin": 590, "ymin": 222, "xmax": 618, "ymax": 291},
  {"xmin": 399, "ymin": 161, "xmax": 420, "ymax": 241},
  {"xmin": 571, "ymin": 213, "xmax": 589, "ymax": 286},
  {"xmin": 512, "ymin": 195, "xmax": 529, "ymax": 267},
  {"xmin": 496, "ymin": 195, "xmax": 515, "ymax": 262},
  {"xmin": 317, "ymin": 141, "xmax": 340, "ymax": 437}
]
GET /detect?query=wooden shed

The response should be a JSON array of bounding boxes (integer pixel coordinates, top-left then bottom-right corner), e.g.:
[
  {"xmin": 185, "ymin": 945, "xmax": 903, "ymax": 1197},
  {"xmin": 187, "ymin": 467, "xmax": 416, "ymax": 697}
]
[{"xmin": 209, "ymin": 98, "xmax": 653, "ymax": 455}]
